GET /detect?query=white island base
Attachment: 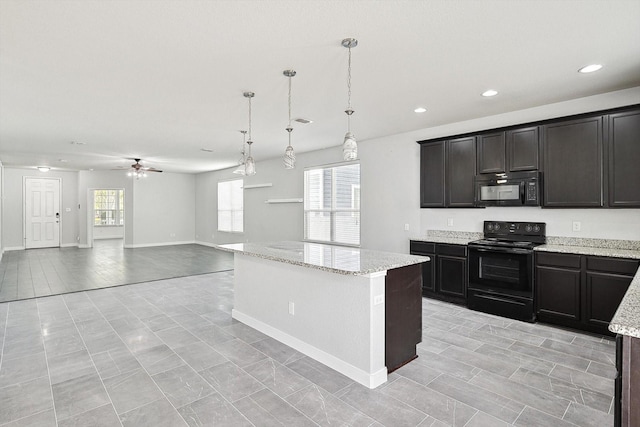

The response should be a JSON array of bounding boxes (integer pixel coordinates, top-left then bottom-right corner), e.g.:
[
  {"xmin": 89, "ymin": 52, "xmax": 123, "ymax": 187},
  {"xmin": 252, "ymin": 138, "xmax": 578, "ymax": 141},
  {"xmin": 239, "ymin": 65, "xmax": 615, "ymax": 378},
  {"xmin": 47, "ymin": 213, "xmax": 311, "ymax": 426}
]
[{"xmin": 232, "ymin": 253, "xmax": 388, "ymax": 388}]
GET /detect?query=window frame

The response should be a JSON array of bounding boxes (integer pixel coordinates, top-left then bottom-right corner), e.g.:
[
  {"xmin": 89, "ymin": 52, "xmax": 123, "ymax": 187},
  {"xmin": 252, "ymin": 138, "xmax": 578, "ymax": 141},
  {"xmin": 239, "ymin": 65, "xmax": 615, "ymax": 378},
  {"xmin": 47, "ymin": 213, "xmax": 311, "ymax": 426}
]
[
  {"xmin": 94, "ymin": 189, "xmax": 124, "ymax": 227},
  {"xmin": 217, "ymin": 178, "xmax": 244, "ymax": 233},
  {"xmin": 304, "ymin": 161, "xmax": 360, "ymax": 247}
]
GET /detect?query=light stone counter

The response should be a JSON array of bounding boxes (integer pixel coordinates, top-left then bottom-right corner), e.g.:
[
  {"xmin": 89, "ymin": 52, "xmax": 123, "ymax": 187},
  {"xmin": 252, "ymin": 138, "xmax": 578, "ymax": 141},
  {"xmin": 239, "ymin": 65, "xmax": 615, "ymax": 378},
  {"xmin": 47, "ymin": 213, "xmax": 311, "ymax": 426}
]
[
  {"xmin": 535, "ymin": 244, "xmax": 640, "ymax": 260},
  {"xmin": 610, "ymin": 269, "xmax": 640, "ymax": 338},
  {"xmin": 410, "ymin": 230, "xmax": 482, "ymax": 246},
  {"xmin": 216, "ymin": 241, "xmax": 429, "ymax": 276}
]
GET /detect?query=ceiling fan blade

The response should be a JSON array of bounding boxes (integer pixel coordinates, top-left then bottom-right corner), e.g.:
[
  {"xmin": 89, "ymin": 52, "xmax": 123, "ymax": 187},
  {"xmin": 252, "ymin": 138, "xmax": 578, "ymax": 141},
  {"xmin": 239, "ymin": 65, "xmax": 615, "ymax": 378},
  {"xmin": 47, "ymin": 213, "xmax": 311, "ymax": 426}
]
[{"xmin": 145, "ymin": 168, "xmax": 163, "ymax": 173}]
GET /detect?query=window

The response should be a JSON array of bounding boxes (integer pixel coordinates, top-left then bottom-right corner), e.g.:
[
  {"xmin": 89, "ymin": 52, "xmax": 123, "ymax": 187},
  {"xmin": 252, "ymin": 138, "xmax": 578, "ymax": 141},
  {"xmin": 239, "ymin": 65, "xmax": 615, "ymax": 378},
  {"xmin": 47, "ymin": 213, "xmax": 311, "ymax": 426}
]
[
  {"xmin": 304, "ymin": 163, "xmax": 360, "ymax": 246},
  {"xmin": 218, "ymin": 179, "xmax": 243, "ymax": 232},
  {"xmin": 94, "ymin": 189, "xmax": 124, "ymax": 226}
]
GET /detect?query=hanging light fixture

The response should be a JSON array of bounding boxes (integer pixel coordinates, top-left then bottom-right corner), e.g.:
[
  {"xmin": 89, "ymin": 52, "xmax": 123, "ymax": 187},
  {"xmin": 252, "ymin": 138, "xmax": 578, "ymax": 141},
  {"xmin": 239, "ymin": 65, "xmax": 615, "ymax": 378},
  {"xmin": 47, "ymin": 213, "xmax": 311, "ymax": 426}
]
[
  {"xmin": 283, "ymin": 69, "xmax": 297, "ymax": 169},
  {"xmin": 342, "ymin": 38, "xmax": 358, "ymax": 161},
  {"xmin": 243, "ymin": 91, "xmax": 256, "ymax": 176},
  {"xmin": 233, "ymin": 130, "xmax": 247, "ymax": 175}
]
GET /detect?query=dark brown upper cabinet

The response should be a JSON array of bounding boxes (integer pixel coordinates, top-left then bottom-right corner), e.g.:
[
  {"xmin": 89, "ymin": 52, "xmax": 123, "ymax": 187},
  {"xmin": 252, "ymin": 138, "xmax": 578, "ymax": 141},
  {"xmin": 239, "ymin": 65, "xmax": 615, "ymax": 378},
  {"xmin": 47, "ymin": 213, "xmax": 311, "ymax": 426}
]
[
  {"xmin": 477, "ymin": 132, "xmax": 506, "ymax": 174},
  {"xmin": 507, "ymin": 126, "xmax": 539, "ymax": 172},
  {"xmin": 420, "ymin": 137, "xmax": 476, "ymax": 208},
  {"xmin": 477, "ymin": 127, "xmax": 539, "ymax": 174},
  {"xmin": 447, "ymin": 136, "xmax": 477, "ymax": 207},
  {"xmin": 420, "ymin": 141, "xmax": 446, "ymax": 207},
  {"xmin": 608, "ymin": 109, "xmax": 640, "ymax": 207},
  {"xmin": 542, "ymin": 116, "xmax": 603, "ymax": 207}
]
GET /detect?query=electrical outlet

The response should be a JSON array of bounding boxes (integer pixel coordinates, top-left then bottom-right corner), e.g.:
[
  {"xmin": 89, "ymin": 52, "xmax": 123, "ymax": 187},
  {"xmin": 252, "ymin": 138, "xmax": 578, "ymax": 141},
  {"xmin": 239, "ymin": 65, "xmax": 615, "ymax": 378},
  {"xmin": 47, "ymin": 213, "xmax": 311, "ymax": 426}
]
[
  {"xmin": 572, "ymin": 221, "xmax": 581, "ymax": 232},
  {"xmin": 374, "ymin": 295, "xmax": 384, "ymax": 305},
  {"xmin": 447, "ymin": 218, "xmax": 454, "ymax": 227},
  {"xmin": 288, "ymin": 301, "xmax": 295, "ymax": 315},
  {"xmin": 404, "ymin": 223, "xmax": 410, "ymax": 231}
]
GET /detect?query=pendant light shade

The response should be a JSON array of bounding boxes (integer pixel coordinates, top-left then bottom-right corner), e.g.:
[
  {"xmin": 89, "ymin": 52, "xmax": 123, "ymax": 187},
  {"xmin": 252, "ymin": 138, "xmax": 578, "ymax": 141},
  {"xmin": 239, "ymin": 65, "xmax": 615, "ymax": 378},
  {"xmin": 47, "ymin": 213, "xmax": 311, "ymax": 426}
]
[
  {"xmin": 243, "ymin": 91, "xmax": 256, "ymax": 176},
  {"xmin": 233, "ymin": 130, "xmax": 247, "ymax": 175},
  {"xmin": 341, "ymin": 38, "xmax": 358, "ymax": 161},
  {"xmin": 283, "ymin": 69, "xmax": 297, "ymax": 169}
]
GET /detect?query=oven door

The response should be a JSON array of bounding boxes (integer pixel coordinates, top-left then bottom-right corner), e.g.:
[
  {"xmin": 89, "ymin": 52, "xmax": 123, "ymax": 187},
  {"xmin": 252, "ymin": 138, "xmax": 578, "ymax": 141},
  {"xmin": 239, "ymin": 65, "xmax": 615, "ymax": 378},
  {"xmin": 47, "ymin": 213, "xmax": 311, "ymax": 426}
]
[{"xmin": 468, "ymin": 246, "xmax": 533, "ymax": 298}]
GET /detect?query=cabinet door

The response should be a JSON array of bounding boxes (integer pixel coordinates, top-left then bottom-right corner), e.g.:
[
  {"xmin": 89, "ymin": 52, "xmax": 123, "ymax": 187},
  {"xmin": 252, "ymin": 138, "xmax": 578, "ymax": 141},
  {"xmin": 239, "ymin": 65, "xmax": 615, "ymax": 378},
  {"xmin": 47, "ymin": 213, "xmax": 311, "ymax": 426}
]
[
  {"xmin": 584, "ymin": 272, "xmax": 633, "ymax": 330},
  {"xmin": 447, "ymin": 136, "xmax": 476, "ymax": 207},
  {"xmin": 437, "ymin": 255, "xmax": 466, "ymax": 298},
  {"xmin": 507, "ymin": 126, "xmax": 539, "ymax": 172},
  {"xmin": 421, "ymin": 255, "xmax": 436, "ymax": 293},
  {"xmin": 477, "ymin": 132, "xmax": 506, "ymax": 174},
  {"xmin": 420, "ymin": 142, "xmax": 446, "ymax": 207},
  {"xmin": 542, "ymin": 116, "xmax": 603, "ymax": 207},
  {"xmin": 536, "ymin": 266, "xmax": 581, "ymax": 321},
  {"xmin": 608, "ymin": 110, "xmax": 640, "ymax": 207}
]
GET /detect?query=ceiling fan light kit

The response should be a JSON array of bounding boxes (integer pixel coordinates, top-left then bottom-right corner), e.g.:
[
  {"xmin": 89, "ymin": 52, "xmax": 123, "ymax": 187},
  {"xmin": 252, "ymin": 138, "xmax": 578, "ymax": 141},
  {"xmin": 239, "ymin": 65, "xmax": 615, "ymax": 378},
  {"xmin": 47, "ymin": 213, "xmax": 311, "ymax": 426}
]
[{"xmin": 127, "ymin": 158, "xmax": 162, "ymax": 179}]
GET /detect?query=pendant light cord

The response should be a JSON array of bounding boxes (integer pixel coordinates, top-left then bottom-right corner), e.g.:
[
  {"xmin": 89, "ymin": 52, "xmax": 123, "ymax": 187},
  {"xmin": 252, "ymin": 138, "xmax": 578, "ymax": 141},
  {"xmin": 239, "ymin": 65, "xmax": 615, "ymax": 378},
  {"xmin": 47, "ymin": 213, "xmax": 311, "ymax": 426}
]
[
  {"xmin": 346, "ymin": 45, "xmax": 353, "ymax": 132},
  {"xmin": 247, "ymin": 96, "xmax": 252, "ymax": 156},
  {"xmin": 287, "ymin": 75, "xmax": 293, "ymax": 145}
]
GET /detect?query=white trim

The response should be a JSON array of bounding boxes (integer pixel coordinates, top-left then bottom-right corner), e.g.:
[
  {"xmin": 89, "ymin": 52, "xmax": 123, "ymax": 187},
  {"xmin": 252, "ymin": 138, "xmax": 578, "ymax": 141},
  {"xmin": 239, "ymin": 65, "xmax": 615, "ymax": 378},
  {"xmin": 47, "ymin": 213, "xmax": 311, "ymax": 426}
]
[
  {"xmin": 4, "ymin": 246, "xmax": 25, "ymax": 251},
  {"xmin": 60, "ymin": 243, "xmax": 79, "ymax": 248},
  {"xmin": 195, "ymin": 240, "xmax": 219, "ymax": 248},
  {"xmin": 232, "ymin": 309, "xmax": 387, "ymax": 389},
  {"xmin": 78, "ymin": 244, "xmax": 92, "ymax": 249},
  {"xmin": 242, "ymin": 183, "xmax": 272, "ymax": 189},
  {"xmin": 123, "ymin": 240, "xmax": 195, "ymax": 249}
]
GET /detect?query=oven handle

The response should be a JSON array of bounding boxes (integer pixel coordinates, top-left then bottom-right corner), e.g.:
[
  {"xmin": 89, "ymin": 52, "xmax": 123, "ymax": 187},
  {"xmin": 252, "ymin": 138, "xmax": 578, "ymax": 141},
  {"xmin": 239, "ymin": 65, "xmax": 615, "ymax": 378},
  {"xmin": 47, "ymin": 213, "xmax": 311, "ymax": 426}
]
[{"xmin": 469, "ymin": 246, "xmax": 532, "ymax": 255}]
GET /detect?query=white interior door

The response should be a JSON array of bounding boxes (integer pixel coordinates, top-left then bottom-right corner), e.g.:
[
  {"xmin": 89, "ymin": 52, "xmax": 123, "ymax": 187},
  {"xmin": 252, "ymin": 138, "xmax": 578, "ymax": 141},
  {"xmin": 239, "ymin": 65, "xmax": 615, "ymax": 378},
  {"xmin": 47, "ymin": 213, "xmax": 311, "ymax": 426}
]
[{"xmin": 25, "ymin": 177, "xmax": 60, "ymax": 249}]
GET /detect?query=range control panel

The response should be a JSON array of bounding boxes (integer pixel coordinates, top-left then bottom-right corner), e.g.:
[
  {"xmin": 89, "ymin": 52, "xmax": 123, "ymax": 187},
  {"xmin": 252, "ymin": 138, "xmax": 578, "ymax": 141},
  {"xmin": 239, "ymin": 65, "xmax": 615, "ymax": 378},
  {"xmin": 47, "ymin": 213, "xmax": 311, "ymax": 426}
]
[{"xmin": 483, "ymin": 221, "xmax": 546, "ymax": 241}]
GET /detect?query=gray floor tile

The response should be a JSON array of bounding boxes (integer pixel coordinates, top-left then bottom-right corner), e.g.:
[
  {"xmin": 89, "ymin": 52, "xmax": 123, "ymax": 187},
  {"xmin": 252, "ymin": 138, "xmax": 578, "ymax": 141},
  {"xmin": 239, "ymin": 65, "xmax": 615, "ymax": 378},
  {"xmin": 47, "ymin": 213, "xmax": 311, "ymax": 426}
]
[
  {"xmin": 427, "ymin": 374, "xmax": 524, "ymax": 424},
  {"xmin": 223, "ymin": 322, "xmax": 268, "ymax": 344},
  {"xmin": 210, "ymin": 338, "xmax": 267, "ymax": 367},
  {"xmin": 392, "ymin": 358, "xmax": 441, "ymax": 386},
  {"xmin": 549, "ymin": 364, "xmax": 614, "ymax": 396},
  {"xmin": 139, "ymin": 314, "xmax": 178, "ymax": 332},
  {"xmin": 57, "ymin": 403, "xmax": 121, "ymax": 427},
  {"xmin": 178, "ymin": 392, "xmax": 253, "ymax": 427},
  {"xmin": 198, "ymin": 361, "xmax": 264, "ymax": 402},
  {"xmin": 474, "ymin": 343, "xmax": 555, "ymax": 375},
  {"xmin": 339, "ymin": 382, "xmax": 428, "ymax": 427},
  {"xmin": 250, "ymin": 336, "xmax": 306, "ymax": 365},
  {"xmin": 513, "ymin": 406, "xmax": 575, "ymax": 427},
  {"xmin": 415, "ymin": 348, "xmax": 480, "ymax": 381},
  {"xmin": 0, "ymin": 351, "xmax": 48, "ymax": 388},
  {"xmin": 243, "ymin": 358, "xmax": 311, "ymax": 398},
  {"xmin": 508, "ymin": 341, "xmax": 591, "ymax": 371},
  {"xmin": 103, "ymin": 368, "xmax": 164, "ymax": 414},
  {"xmin": 155, "ymin": 325, "xmax": 200, "ymax": 349},
  {"xmin": 120, "ymin": 397, "xmax": 188, "ymax": 427},
  {"xmin": 152, "ymin": 364, "xmax": 214, "ymax": 408},
  {"xmin": 190, "ymin": 323, "xmax": 236, "ymax": 346},
  {"xmin": 563, "ymin": 401, "xmax": 614, "ymax": 427},
  {"xmin": 0, "ymin": 376, "xmax": 53, "ymax": 425},
  {"xmin": 440, "ymin": 345, "xmax": 520, "ymax": 378},
  {"xmin": 91, "ymin": 345, "xmax": 141, "ymax": 380},
  {"xmin": 477, "ymin": 323, "xmax": 546, "ymax": 346},
  {"xmin": 133, "ymin": 344, "xmax": 185, "ymax": 375},
  {"xmin": 286, "ymin": 384, "xmax": 376, "ymax": 427},
  {"xmin": 0, "ymin": 409, "xmax": 56, "ymax": 427},
  {"xmin": 422, "ymin": 326, "xmax": 484, "ymax": 351},
  {"xmin": 540, "ymin": 338, "xmax": 615, "ymax": 366},
  {"xmin": 286, "ymin": 356, "xmax": 354, "ymax": 394},
  {"xmin": 47, "ymin": 349, "xmax": 96, "ymax": 385},
  {"xmin": 234, "ymin": 388, "xmax": 317, "ymax": 427},
  {"xmin": 172, "ymin": 341, "xmax": 226, "ymax": 372},
  {"xmin": 51, "ymin": 373, "xmax": 110, "ymax": 421}
]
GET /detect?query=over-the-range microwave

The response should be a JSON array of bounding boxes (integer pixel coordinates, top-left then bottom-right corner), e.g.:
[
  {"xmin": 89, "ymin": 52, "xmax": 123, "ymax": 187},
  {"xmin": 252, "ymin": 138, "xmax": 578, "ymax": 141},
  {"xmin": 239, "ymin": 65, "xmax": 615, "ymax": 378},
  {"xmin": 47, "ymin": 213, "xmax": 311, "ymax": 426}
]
[{"xmin": 474, "ymin": 171, "xmax": 541, "ymax": 207}]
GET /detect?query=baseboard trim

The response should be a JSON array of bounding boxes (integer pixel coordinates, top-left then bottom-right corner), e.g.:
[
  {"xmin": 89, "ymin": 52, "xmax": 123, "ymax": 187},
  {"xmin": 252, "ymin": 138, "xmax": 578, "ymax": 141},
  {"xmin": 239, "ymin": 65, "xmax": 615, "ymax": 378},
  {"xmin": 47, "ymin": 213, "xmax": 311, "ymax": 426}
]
[
  {"xmin": 195, "ymin": 240, "xmax": 218, "ymax": 248},
  {"xmin": 232, "ymin": 309, "xmax": 387, "ymax": 389},
  {"xmin": 4, "ymin": 246, "xmax": 25, "ymax": 251},
  {"xmin": 60, "ymin": 243, "xmax": 79, "ymax": 248},
  {"xmin": 124, "ymin": 240, "xmax": 196, "ymax": 249}
]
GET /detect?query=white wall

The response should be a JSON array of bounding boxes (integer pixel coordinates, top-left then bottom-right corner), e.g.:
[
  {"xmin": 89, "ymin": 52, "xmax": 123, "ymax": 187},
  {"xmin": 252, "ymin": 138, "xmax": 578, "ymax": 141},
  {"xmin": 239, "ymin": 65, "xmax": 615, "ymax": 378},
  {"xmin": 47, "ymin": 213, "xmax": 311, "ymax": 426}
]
[
  {"xmin": 195, "ymin": 147, "xmax": 340, "ymax": 246},
  {"xmin": 131, "ymin": 172, "xmax": 195, "ymax": 247},
  {"xmin": 93, "ymin": 225, "xmax": 124, "ymax": 240},
  {"xmin": 2, "ymin": 168, "xmax": 79, "ymax": 249}
]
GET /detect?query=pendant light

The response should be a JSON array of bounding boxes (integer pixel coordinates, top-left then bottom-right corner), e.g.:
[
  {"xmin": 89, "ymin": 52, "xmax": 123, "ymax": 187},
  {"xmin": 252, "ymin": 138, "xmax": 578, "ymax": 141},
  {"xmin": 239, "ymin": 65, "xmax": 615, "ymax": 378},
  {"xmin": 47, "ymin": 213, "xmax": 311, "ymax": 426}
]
[
  {"xmin": 342, "ymin": 38, "xmax": 358, "ymax": 161},
  {"xmin": 243, "ymin": 91, "xmax": 256, "ymax": 176},
  {"xmin": 283, "ymin": 69, "xmax": 297, "ymax": 169},
  {"xmin": 232, "ymin": 130, "xmax": 247, "ymax": 175}
]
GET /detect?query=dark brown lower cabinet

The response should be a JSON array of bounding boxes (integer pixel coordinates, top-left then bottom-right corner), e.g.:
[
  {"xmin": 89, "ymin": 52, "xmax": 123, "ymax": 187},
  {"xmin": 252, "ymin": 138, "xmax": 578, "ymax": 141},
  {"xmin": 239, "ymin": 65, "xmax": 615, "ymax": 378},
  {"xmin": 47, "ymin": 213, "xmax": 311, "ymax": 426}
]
[
  {"xmin": 385, "ymin": 263, "xmax": 423, "ymax": 372},
  {"xmin": 410, "ymin": 240, "xmax": 467, "ymax": 305},
  {"xmin": 536, "ymin": 252, "xmax": 639, "ymax": 335},
  {"xmin": 615, "ymin": 335, "xmax": 640, "ymax": 427}
]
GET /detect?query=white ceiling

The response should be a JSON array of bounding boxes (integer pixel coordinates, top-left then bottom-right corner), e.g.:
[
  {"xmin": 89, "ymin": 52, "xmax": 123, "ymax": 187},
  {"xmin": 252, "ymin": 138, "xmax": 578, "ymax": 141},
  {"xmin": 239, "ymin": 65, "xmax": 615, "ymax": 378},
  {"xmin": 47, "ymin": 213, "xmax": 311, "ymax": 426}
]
[{"xmin": 1, "ymin": 0, "xmax": 639, "ymax": 174}]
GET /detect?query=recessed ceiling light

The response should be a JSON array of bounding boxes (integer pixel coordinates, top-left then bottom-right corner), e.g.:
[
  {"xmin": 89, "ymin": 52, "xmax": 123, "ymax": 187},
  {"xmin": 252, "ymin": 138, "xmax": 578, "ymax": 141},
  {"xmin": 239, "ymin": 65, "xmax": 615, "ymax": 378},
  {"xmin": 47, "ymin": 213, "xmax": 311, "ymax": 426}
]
[
  {"xmin": 482, "ymin": 90, "xmax": 498, "ymax": 97},
  {"xmin": 414, "ymin": 107, "xmax": 427, "ymax": 113},
  {"xmin": 37, "ymin": 166, "xmax": 50, "ymax": 172},
  {"xmin": 578, "ymin": 64, "xmax": 603, "ymax": 73}
]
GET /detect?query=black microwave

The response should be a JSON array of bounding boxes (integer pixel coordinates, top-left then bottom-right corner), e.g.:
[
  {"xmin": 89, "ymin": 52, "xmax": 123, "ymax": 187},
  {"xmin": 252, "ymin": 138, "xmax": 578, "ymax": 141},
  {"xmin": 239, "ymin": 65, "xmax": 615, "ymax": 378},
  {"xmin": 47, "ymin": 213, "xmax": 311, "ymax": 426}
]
[{"xmin": 474, "ymin": 171, "xmax": 541, "ymax": 207}]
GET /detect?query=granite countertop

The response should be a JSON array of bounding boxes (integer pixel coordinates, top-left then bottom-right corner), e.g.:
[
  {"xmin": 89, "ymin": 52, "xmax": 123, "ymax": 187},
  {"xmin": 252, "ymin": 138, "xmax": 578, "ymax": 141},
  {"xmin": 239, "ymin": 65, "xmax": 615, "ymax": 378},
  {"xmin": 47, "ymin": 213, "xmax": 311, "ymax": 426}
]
[
  {"xmin": 535, "ymin": 244, "xmax": 640, "ymax": 260},
  {"xmin": 216, "ymin": 241, "xmax": 430, "ymax": 276},
  {"xmin": 610, "ymin": 269, "xmax": 640, "ymax": 338},
  {"xmin": 410, "ymin": 230, "xmax": 482, "ymax": 246}
]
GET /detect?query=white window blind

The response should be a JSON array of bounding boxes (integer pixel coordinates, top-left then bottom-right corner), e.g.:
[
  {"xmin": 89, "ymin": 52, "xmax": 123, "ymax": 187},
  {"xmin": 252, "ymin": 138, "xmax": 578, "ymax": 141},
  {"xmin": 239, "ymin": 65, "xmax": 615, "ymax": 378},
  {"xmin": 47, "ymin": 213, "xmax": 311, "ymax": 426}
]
[
  {"xmin": 218, "ymin": 179, "xmax": 243, "ymax": 232},
  {"xmin": 304, "ymin": 163, "xmax": 360, "ymax": 246}
]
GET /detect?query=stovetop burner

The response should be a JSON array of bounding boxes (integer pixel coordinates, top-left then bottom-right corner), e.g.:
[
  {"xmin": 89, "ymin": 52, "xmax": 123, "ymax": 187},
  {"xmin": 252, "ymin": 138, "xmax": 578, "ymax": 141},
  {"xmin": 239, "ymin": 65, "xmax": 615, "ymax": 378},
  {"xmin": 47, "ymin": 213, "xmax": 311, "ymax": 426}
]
[
  {"xmin": 470, "ymin": 221, "xmax": 547, "ymax": 247},
  {"xmin": 469, "ymin": 238, "xmax": 542, "ymax": 249}
]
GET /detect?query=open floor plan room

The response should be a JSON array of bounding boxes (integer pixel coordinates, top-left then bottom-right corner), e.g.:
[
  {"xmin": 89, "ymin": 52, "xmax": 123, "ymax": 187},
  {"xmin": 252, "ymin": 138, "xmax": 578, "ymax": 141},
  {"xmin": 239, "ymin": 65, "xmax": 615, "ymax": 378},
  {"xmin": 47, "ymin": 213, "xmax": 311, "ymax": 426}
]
[{"xmin": 0, "ymin": 271, "xmax": 614, "ymax": 427}]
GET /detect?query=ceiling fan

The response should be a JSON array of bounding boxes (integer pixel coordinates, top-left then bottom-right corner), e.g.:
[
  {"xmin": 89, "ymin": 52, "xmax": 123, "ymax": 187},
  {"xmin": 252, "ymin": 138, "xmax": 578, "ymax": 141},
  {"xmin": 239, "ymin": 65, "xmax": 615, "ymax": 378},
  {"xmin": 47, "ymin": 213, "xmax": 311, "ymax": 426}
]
[{"xmin": 125, "ymin": 158, "xmax": 163, "ymax": 178}]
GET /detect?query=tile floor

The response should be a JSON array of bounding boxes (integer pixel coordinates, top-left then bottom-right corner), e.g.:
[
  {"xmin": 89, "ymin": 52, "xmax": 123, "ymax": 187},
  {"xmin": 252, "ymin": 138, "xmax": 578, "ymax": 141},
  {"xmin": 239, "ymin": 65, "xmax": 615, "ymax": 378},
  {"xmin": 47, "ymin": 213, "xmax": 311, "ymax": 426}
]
[
  {"xmin": 0, "ymin": 240, "xmax": 234, "ymax": 303},
  {"xmin": 0, "ymin": 271, "xmax": 615, "ymax": 426}
]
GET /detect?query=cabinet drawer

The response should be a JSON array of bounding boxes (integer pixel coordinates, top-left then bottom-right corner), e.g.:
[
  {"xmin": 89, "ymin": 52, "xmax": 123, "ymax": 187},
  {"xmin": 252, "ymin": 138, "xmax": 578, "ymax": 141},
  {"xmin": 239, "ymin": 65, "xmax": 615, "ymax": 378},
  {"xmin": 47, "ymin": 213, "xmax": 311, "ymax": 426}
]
[
  {"xmin": 410, "ymin": 241, "xmax": 435, "ymax": 255},
  {"xmin": 437, "ymin": 244, "xmax": 467, "ymax": 257},
  {"xmin": 536, "ymin": 252, "xmax": 581, "ymax": 269},
  {"xmin": 586, "ymin": 257, "xmax": 639, "ymax": 275}
]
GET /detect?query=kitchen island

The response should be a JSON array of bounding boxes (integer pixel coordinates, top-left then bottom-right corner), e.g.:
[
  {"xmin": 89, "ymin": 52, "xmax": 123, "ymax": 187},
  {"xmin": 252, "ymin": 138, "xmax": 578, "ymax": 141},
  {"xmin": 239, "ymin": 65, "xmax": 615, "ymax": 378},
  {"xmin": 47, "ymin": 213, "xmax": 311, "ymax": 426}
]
[{"xmin": 216, "ymin": 241, "xmax": 429, "ymax": 388}]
